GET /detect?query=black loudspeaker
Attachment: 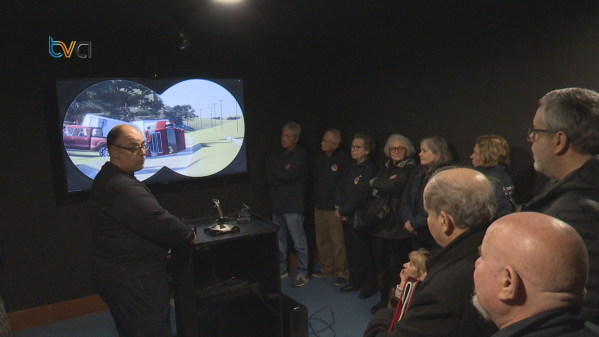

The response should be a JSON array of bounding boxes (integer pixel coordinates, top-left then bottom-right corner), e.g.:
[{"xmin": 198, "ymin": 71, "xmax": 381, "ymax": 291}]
[{"xmin": 281, "ymin": 293, "xmax": 308, "ymax": 337}]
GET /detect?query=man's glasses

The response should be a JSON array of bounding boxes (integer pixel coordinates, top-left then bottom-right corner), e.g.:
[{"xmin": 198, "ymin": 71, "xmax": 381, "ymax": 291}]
[
  {"xmin": 390, "ymin": 146, "xmax": 407, "ymax": 153},
  {"xmin": 112, "ymin": 142, "xmax": 147, "ymax": 155},
  {"xmin": 526, "ymin": 127, "xmax": 554, "ymax": 143}
]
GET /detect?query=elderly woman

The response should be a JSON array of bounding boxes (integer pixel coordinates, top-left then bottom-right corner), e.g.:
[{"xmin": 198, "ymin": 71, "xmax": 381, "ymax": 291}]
[
  {"xmin": 400, "ymin": 136, "xmax": 452, "ymax": 250},
  {"xmin": 335, "ymin": 133, "xmax": 377, "ymax": 298},
  {"xmin": 470, "ymin": 135, "xmax": 516, "ymax": 217},
  {"xmin": 369, "ymin": 134, "xmax": 417, "ymax": 314}
]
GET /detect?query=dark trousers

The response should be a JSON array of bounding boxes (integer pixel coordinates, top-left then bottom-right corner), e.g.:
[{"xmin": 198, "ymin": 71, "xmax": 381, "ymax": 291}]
[
  {"xmin": 371, "ymin": 237, "xmax": 411, "ymax": 302},
  {"xmin": 343, "ymin": 224, "xmax": 377, "ymax": 291},
  {"xmin": 95, "ymin": 270, "xmax": 172, "ymax": 337}
]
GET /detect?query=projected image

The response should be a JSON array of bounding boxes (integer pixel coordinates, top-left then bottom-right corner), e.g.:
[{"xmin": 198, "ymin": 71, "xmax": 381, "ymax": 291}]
[{"xmin": 61, "ymin": 79, "xmax": 245, "ymax": 186}]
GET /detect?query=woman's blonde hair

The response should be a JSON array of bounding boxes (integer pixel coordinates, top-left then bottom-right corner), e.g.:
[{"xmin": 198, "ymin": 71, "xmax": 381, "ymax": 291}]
[
  {"xmin": 408, "ymin": 248, "xmax": 430, "ymax": 276},
  {"xmin": 475, "ymin": 134, "xmax": 510, "ymax": 167}
]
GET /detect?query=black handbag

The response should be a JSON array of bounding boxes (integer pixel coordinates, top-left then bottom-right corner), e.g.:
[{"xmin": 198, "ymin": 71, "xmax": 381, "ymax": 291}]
[{"xmin": 354, "ymin": 195, "xmax": 390, "ymax": 230}]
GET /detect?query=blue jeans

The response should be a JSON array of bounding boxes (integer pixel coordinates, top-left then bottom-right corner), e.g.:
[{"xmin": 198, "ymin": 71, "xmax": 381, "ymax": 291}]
[{"xmin": 273, "ymin": 212, "xmax": 309, "ymax": 276}]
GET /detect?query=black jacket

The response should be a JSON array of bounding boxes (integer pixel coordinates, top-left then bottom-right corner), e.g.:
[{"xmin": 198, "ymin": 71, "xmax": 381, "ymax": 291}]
[
  {"xmin": 364, "ymin": 224, "xmax": 498, "ymax": 337},
  {"xmin": 475, "ymin": 165, "xmax": 516, "ymax": 217},
  {"xmin": 335, "ymin": 158, "xmax": 376, "ymax": 224},
  {"xmin": 88, "ymin": 162, "xmax": 194, "ymax": 284},
  {"xmin": 370, "ymin": 158, "xmax": 416, "ymax": 239},
  {"xmin": 265, "ymin": 145, "xmax": 309, "ymax": 213},
  {"xmin": 491, "ymin": 307, "xmax": 599, "ymax": 337},
  {"xmin": 313, "ymin": 148, "xmax": 352, "ymax": 210},
  {"xmin": 524, "ymin": 157, "xmax": 599, "ymax": 324},
  {"xmin": 400, "ymin": 165, "xmax": 444, "ymax": 245}
]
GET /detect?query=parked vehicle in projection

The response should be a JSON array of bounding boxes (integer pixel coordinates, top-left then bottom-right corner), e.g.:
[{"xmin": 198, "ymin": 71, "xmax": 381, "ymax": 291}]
[{"xmin": 63, "ymin": 125, "xmax": 109, "ymax": 157}]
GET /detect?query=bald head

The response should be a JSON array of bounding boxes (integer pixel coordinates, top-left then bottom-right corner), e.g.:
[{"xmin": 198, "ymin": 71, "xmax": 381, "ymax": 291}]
[
  {"xmin": 473, "ymin": 212, "xmax": 588, "ymax": 329},
  {"xmin": 107, "ymin": 124, "xmax": 146, "ymax": 174}
]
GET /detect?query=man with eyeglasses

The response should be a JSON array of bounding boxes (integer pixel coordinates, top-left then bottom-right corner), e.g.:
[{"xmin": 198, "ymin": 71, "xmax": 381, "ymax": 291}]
[
  {"xmin": 312, "ymin": 129, "xmax": 352, "ymax": 287},
  {"xmin": 523, "ymin": 87, "xmax": 599, "ymax": 325},
  {"xmin": 88, "ymin": 124, "xmax": 196, "ymax": 337}
]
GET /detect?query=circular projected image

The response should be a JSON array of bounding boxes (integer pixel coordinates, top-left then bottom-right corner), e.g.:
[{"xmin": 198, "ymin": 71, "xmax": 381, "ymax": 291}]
[{"xmin": 62, "ymin": 79, "xmax": 245, "ymax": 182}]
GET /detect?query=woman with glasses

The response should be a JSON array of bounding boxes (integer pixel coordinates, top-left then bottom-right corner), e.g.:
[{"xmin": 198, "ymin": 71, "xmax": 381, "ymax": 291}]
[
  {"xmin": 401, "ymin": 136, "xmax": 452, "ymax": 251},
  {"xmin": 368, "ymin": 134, "xmax": 417, "ymax": 314},
  {"xmin": 470, "ymin": 135, "xmax": 516, "ymax": 216},
  {"xmin": 335, "ymin": 133, "xmax": 377, "ymax": 299}
]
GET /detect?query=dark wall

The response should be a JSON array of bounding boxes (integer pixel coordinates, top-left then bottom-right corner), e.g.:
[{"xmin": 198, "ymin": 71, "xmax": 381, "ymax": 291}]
[{"xmin": 2, "ymin": 1, "xmax": 599, "ymax": 312}]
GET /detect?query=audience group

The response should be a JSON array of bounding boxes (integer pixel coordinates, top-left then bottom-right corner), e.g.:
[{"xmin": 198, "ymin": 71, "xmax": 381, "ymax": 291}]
[{"xmin": 265, "ymin": 87, "xmax": 599, "ymax": 336}]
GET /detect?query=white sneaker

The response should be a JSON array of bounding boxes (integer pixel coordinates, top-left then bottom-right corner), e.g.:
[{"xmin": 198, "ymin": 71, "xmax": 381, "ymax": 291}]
[
  {"xmin": 280, "ymin": 271, "xmax": 289, "ymax": 279},
  {"xmin": 292, "ymin": 274, "xmax": 309, "ymax": 287}
]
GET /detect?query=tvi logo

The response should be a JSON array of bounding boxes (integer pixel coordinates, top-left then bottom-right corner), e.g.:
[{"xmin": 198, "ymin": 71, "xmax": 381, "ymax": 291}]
[{"xmin": 49, "ymin": 36, "xmax": 92, "ymax": 58}]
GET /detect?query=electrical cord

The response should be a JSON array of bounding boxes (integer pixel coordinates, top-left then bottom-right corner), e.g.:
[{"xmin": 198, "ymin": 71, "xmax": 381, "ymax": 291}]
[{"xmin": 308, "ymin": 304, "xmax": 336, "ymax": 337}]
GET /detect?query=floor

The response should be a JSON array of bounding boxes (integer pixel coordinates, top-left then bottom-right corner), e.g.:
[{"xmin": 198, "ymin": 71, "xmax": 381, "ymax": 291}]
[{"xmin": 12, "ymin": 268, "xmax": 380, "ymax": 337}]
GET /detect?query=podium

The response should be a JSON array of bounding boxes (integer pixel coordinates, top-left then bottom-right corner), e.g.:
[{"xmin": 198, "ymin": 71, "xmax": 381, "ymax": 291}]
[{"xmin": 171, "ymin": 214, "xmax": 282, "ymax": 337}]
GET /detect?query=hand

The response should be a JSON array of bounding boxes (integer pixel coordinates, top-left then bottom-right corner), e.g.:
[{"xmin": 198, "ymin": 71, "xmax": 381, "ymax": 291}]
[
  {"xmin": 399, "ymin": 269, "xmax": 408, "ymax": 289},
  {"xmin": 389, "ymin": 174, "xmax": 397, "ymax": 180},
  {"xmin": 190, "ymin": 232, "xmax": 197, "ymax": 244},
  {"xmin": 404, "ymin": 221, "xmax": 415, "ymax": 234},
  {"xmin": 340, "ymin": 215, "xmax": 348, "ymax": 222}
]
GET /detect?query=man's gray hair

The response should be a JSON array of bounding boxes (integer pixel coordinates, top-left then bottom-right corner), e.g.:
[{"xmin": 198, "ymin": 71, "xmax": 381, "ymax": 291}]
[
  {"xmin": 326, "ymin": 129, "xmax": 342, "ymax": 145},
  {"xmin": 384, "ymin": 134, "xmax": 416, "ymax": 158},
  {"xmin": 540, "ymin": 87, "xmax": 599, "ymax": 155},
  {"xmin": 424, "ymin": 167, "xmax": 497, "ymax": 230},
  {"xmin": 283, "ymin": 122, "xmax": 301, "ymax": 138}
]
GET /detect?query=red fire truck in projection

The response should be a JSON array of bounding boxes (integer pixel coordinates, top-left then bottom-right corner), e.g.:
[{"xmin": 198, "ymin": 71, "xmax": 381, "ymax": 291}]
[{"xmin": 144, "ymin": 120, "xmax": 186, "ymax": 157}]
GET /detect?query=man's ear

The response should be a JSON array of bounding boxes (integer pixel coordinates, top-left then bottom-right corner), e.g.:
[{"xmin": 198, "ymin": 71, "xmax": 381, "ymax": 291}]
[
  {"xmin": 553, "ymin": 131, "xmax": 570, "ymax": 155},
  {"xmin": 498, "ymin": 265, "xmax": 520, "ymax": 302},
  {"xmin": 439, "ymin": 211, "xmax": 454, "ymax": 235}
]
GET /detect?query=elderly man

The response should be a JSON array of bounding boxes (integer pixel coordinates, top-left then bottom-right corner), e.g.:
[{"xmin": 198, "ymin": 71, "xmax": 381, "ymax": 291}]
[
  {"xmin": 89, "ymin": 124, "xmax": 196, "ymax": 337},
  {"xmin": 523, "ymin": 87, "xmax": 599, "ymax": 323},
  {"xmin": 364, "ymin": 168, "xmax": 498, "ymax": 337},
  {"xmin": 473, "ymin": 212, "xmax": 599, "ymax": 336},
  {"xmin": 312, "ymin": 129, "xmax": 352, "ymax": 286},
  {"xmin": 265, "ymin": 122, "xmax": 310, "ymax": 287}
]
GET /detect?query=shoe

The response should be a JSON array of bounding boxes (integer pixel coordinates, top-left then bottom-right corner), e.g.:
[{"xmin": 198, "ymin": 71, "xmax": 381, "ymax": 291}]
[
  {"xmin": 312, "ymin": 270, "xmax": 329, "ymax": 278},
  {"xmin": 341, "ymin": 284, "xmax": 362, "ymax": 292},
  {"xmin": 371, "ymin": 300, "xmax": 387, "ymax": 314},
  {"xmin": 359, "ymin": 287, "xmax": 379, "ymax": 299},
  {"xmin": 334, "ymin": 277, "xmax": 348, "ymax": 287},
  {"xmin": 292, "ymin": 274, "xmax": 309, "ymax": 287},
  {"xmin": 280, "ymin": 271, "xmax": 288, "ymax": 279}
]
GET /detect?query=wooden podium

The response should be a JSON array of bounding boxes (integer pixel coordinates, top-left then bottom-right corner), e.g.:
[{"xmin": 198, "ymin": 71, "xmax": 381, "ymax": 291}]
[{"xmin": 171, "ymin": 214, "xmax": 282, "ymax": 337}]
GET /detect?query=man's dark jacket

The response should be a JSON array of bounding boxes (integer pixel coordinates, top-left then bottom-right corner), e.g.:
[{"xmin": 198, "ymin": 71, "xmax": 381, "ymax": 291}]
[
  {"xmin": 524, "ymin": 156, "xmax": 599, "ymax": 324},
  {"xmin": 363, "ymin": 225, "xmax": 498, "ymax": 337},
  {"xmin": 491, "ymin": 307, "xmax": 599, "ymax": 337},
  {"xmin": 265, "ymin": 145, "xmax": 308, "ymax": 213},
  {"xmin": 88, "ymin": 162, "xmax": 194, "ymax": 284},
  {"xmin": 313, "ymin": 148, "xmax": 352, "ymax": 210}
]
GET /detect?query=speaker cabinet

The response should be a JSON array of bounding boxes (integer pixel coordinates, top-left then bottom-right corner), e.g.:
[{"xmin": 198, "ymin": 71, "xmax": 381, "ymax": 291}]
[{"xmin": 281, "ymin": 293, "xmax": 308, "ymax": 337}]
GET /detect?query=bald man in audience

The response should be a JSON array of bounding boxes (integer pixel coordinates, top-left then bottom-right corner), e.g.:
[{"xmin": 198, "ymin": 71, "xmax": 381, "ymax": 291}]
[
  {"xmin": 473, "ymin": 212, "xmax": 599, "ymax": 336},
  {"xmin": 364, "ymin": 167, "xmax": 498, "ymax": 337}
]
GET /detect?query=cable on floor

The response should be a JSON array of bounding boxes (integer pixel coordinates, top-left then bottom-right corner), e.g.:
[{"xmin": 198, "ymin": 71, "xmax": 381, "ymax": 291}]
[{"xmin": 308, "ymin": 304, "xmax": 336, "ymax": 337}]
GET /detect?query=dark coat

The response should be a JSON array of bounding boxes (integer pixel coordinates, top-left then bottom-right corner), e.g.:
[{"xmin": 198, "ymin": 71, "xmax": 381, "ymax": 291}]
[
  {"xmin": 475, "ymin": 165, "xmax": 516, "ymax": 217},
  {"xmin": 491, "ymin": 307, "xmax": 599, "ymax": 337},
  {"xmin": 523, "ymin": 157, "xmax": 599, "ymax": 324},
  {"xmin": 400, "ymin": 165, "xmax": 443, "ymax": 245},
  {"xmin": 370, "ymin": 158, "xmax": 416, "ymax": 239},
  {"xmin": 88, "ymin": 162, "xmax": 194, "ymax": 284},
  {"xmin": 363, "ymin": 224, "xmax": 498, "ymax": 337},
  {"xmin": 264, "ymin": 145, "xmax": 309, "ymax": 213},
  {"xmin": 313, "ymin": 148, "xmax": 352, "ymax": 210},
  {"xmin": 335, "ymin": 158, "xmax": 376, "ymax": 224}
]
